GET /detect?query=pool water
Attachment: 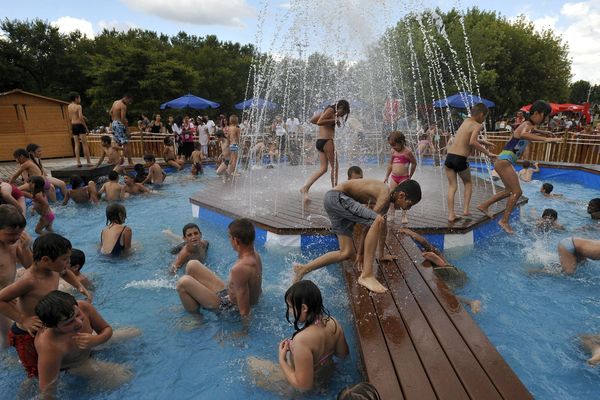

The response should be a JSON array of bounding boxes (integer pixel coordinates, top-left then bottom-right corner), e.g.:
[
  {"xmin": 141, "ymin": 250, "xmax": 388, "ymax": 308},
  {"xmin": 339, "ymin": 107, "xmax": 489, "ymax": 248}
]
[
  {"xmin": 451, "ymin": 174, "xmax": 600, "ymax": 400},
  {"xmin": 0, "ymin": 167, "xmax": 361, "ymax": 399}
]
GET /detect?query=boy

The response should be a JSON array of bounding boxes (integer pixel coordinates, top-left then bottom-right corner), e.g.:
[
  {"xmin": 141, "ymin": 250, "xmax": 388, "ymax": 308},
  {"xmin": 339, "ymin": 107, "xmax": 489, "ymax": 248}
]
[
  {"xmin": 444, "ymin": 103, "xmax": 496, "ymax": 223},
  {"xmin": 133, "ymin": 163, "xmax": 147, "ymax": 183},
  {"xmin": 164, "ymin": 223, "xmax": 209, "ymax": 273},
  {"xmin": 347, "ymin": 165, "xmax": 363, "ymax": 180},
  {"xmin": 588, "ymin": 198, "xmax": 600, "ymax": 220},
  {"xmin": 67, "ymin": 91, "xmax": 92, "ymax": 167},
  {"xmin": 99, "ymin": 171, "xmax": 124, "ymax": 201},
  {"xmin": 142, "ymin": 154, "xmax": 166, "ymax": 185},
  {"xmin": 536, "ymin": 208, "xmax": 564, "ymax": 231},
  {"xmin": 0, "ymin": 233, "xmax": 91, "ymax": 377},
  {"xmin": 216, "ymin": 130, "xmax": 231, "ymax": 177},
  {"xmin": 191, "ymin": 143, "xmax": 204, "ymax": 176},
  {"xmin": 293, "ymin": 179, "xmax": 422, "ymax": 293},
  {"xmin": 59, "ymin": 248, "xmax": 92, "ymax": 291},
  {"xmin": 122, "ymin": 172, "xmax": 150, "ymax": 196},
  {"xmin": 0, "ymin": 205, "xmax": 32, "ymax": 347},
  {"xmin": 34, "ymin": 291, "xmax": 138, "ymax": 396},
  {"xmin": 540, "ymin": 182, "xmax": 562, "ymax": 198},
  {"xmin": 176, "ymin": 218, "xmax": 262, "ymax": 320},
  {"xmin": 94, "ymin": 135, "xmax": 124, "ymax": 174},
  {"xmin": 163, "ymin": 137, "xmax": 184, "ymax": 171},
  {"xmin": 518, "ymin": 161, "xmax": 540, "ymax": 182},
  {"xmin": 62, "ymin": 175, "xmax": 99, "ymax": 205}
]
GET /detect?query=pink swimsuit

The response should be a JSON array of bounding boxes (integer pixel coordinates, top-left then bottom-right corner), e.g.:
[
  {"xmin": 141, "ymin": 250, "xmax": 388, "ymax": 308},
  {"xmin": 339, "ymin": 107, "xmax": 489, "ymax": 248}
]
[{"xmin": 390, "ymin": 151, "xmax": 410, "ymax": 184}]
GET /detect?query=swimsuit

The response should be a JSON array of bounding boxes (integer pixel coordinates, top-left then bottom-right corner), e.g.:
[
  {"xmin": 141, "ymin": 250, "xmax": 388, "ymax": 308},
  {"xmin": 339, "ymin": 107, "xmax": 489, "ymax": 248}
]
[
  {"xmin": 194, "ymin": 162, "xmax": 203, "ymax": 174},
  {"xmin": 11, "ymin": 184, "xmax": 23, "ymax": 199},
  {"xmin": 390, "ymin": 151, "xmax": 411, "ymax": 184},
  {"xmin": 498, "ymin": 136, "xmax": 530, "ymax": 165},
  {"xmin": 287, "ymin": 318, "xmax": 334, "ymax": 367},
  {"xmin": 323, "ymin": 190, "xmax": 379, "ymax": 237},
  {"xmin": 444, "ymin": 153, "xmax": 470, "ymax": 173},
  {"xmin": 8, "ymin": 323, "xmax": 38, "ymax": 377},
  {"xmin": 101, "ymin": 225, "xmax": 128, "ymax": 256},
  {"xmin": 71, "ymin": 123, "xmax": 86, "ymax": 136},
  {"xmin": 43, "ymin": 210, "xmax": 55, "ymax": 224},
  {"xmin": 223, "ymin": 159, "xmax": 230, "ymax": 166},
  {"xmin": 111, "ymin": 120, "xmax": 129, "ymax": 145},
  {"xmin": 229, "ymin": 143, "xmax": 239, "ymax": 152},
  {"xmin": 315, "ymin": 139, "xmax": 331, "ymax": 153},
  {"xmin": 390, "ymin": 174, "xmax": 409, "ymax": 184},
  {"xmin": 217, "ymin": 288, "xmax": 236, "ymax": 311},
  {"xmin": 559, "ymin": 237, "xmax": 576, "ymax": 255}
]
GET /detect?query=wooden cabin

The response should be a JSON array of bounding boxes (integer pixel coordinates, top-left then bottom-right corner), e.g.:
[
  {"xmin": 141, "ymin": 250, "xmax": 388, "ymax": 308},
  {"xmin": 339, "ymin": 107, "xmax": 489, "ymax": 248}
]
[{"xmin": 0, "ymin": 89, "xmax": 73, "ymax": 161}]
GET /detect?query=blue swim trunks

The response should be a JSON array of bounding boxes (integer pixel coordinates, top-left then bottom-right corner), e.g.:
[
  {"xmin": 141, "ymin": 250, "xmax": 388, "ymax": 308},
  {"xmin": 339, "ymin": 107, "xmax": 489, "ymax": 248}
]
[
  {"xmin": 229, "ymin": 143, "xmax": 239, "ymax": 152},
  {"xmin": 111, "ymin": 120, "xmax": 129, "ymax": 145}
]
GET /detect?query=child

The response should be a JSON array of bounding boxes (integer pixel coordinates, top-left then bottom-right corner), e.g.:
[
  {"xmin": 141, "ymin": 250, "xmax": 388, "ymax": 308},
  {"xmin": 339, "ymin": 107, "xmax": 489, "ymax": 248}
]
[
  {"xmin": 227, "ymin": 114, "xmax": 241, "ymax": 175},
  {"xmin": 557, "ymin": 237, "xmax": 600, "ymax": 274},
  {"xmin": 198, "ymin": 117, "xmax": 209, "ymax": 157},
  {"xmin": 540, "ymin": 182, "xmax": 563, "ymax": 198},
  {"xmin": 100, "ymin": 204, "xmax": 132, "ymax": 256},
  {"xmin": 588, "ymin": 198, "xmax": 600, "ymax": 220},
  {"xmin": 26, "ymin": 143, "xmax": 68, "ymax": 200},
  {"xmin": 444, "ymin": 103, "xmax": 495, "ymax": 223},
  {"xmin": 518, "ymin": 161, "xmax": 540, "ymax": 182},
  {"xmin": 0, "ymin": 233, "xmax": 91, "ymax": 377},
  {"xmin": 247, "ymin": 280, "xmax": 349, "ymax": 392},
  {"xmin": 0, "ymin": 205, "xmax": 32, "ymax": 347},
  {"xmin": 34, "ymin": 291, "xmax": 139, "ymax": 396},
  {"xmin": 62, "ymin": 175, "xmax": 99, "ymax": 205},
  {"xmin": 293, "ymin": 179, "xmax": 422, "ymax": 293},
  {"xmin": 133, "ymin": 163, "xmax": 147, "ymax": 183},
  {"xmin": 535, "ymin": 208, "xmax": 564, "ymax": 231},
  {"xmin": 94, "ymin": 135, "xmax": 124, "ymax": 174},
  {"xmin": 191, "ymin": 143, "xmax": 204, "ymax": 176},
  {"xmin": 163, "ymin": 137, "xmax": 184, "ymax": 171},
  {"xmin": 580, "ymin": 334, "xmax": 600, "ymax": 365},
  {"xmin": 216, "ymin": 130, "xmax": 231, "ymax": 177},
  {"xmin": 478, "ymin": 100, "xmax": 562, "ymax": 233},
  {"xmin": 384, "ymin": 131, "xmax": 417, "ymax": 224},
  {"xmin": 59, "ymin": 248, "xmax": 92, "ymax": 290},
  {"xmin": 10, "ymin": 148, "xmax": 56, "ymax": 202},
  {"xmin": 29, "ymin": 176, "xmax": 55, "ymax": 235},
  {"xmin": 122, "ymin": 173, "xmax": 150, "ymax": 196},
  {"xmin": 299, "ymin": 100, "xmax": 350, "ymax": 202},
  {"xmin": 142, "ymin": 154, "xmax": 166, "ymax": 185},
  {"xmin": 337, "ymin": 383, "xmax": 381, "ymax": 400},
  {"xmin": 163, "ymin": 223, "xmax": 209, "ymax": 273},
  {"xmin": 347, "ymin": 166, "xmax": 363, "ymax": 180},
  {"xmin": 99, "ymin": 171, "xmax": 124, "ymax": 201},
  {"xmin": 0, "ymin": 179, "xmax": 26, "ymax": 216}
]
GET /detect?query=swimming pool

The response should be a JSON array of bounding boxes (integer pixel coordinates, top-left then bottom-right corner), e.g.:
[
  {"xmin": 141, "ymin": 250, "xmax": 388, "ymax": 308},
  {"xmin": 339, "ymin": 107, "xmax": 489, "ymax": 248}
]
[
  {"xmin": 451, "ymin": 171, "xmax": 600, "ymax": 399},
  {"xmin": 0, "ymin": 167, "xmax": 361, "ymax": 399}
]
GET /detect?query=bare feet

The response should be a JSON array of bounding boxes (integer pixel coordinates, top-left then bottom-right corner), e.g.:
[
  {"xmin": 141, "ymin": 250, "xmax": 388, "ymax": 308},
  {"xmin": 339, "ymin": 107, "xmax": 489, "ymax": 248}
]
[
  {"xmin": 401, "ymin": 214, "xmax": 409, "ymax": 224},
  {"xmin": 299, "ymin": 187, "xmax": 310, "ymax": 203},
  {"xmin": 462, "ymin": 211, "xmax": 472, "ymax": 217},
  {"xmin": 468, "ymin": 300, "xmax": 482, "ymax": 314},
  {"xmin": 498, "ymin": 220, "xmax": 514, "ymax": 234},
  {"xmin": 448, "ymin": 215, "xmax": 462, "ymax": 223},
  {"xmin": 378, "ymin": 254, "xmax": 397, "ymax": 262},
  {"xmin": 357, "ymin": 274, "xmax": 388, "ymax": 293},
  {"xmin": 477, "ymin": 204, "xmax": 494, "ymax": 218},
  {"xmin": 292, "ymin": 263, "xmax": 305, "ymax": 283}
]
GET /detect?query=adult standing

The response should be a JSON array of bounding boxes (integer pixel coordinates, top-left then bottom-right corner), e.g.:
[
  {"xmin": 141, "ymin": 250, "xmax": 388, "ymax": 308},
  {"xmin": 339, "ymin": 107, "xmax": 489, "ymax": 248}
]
[
  {"xmin": 180, "ymin": 116, "xmax": 195, "ymax": 161},
  {"xmin": 197, "ymin": 117, "xmax": 209, "ymax": 157},
  {"xmin": 67, "ymin": 92, "xmax": 92, "ymax": 167},
  {"xmin": 109, "ymin": 94, "xmax": 134, "ymax": 165},
  {"xmin": 150, "ymin": 114, "xmax": 163, "ymax": 133},
  {"xmin": 165, "ymin": 116, "xmax": 174, "ymax": 134}
]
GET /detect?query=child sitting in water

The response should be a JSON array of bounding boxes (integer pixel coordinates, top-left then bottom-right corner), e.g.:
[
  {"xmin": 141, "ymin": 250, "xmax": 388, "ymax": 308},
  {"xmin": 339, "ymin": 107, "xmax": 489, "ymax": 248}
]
[
  {"xmin": 142, "ymin": 154, "xmax": 166, "ymax": 185},
  {"xmin": 100, "ymin": 204, "xmax": 132, "ymax": 256},
  {"xmin": 540, "ymin": 182, "xmax": 563, "ymax": 198},
  {"xmin": 535, "ymin": 208, "xmax": 565, "ymax": 231},
  {"xmin": 163, "ymin": 223, "xmax": 209, "ymax": 273},
  {"xmin": 122, "ymin": 173, "xmax": 150, "ymax": 196},
  {"xmin": 62, "ymin": 175, "xmax": 99, "ymax": 205},
  {"xmin": 59, "ymin": 248, "xmax": 93, "ymax": 292},
  {"xmin": 191, "ymin": 143, "xmax": 204, "ymax": 176},
  {"xmin": 133, "ymin": 164, "xmax": 147, "ymax": 183},
  {"xmin": 517, "ymin": 161, "xmax": 540, "ymax": 182},
  {"xmin": 248, "ymin": 280, "xmax": 349, "ymax": 393},
  {"xmin": 99, "ymin": 171, "xmax": 124, "ymax": 201},
  {"xmin": 29, "ymin": 176, "xmax": 55, "ymax": 235},
  {"xmin": 163, "ymin": 137, "xmax": 184, "ymax": 171},
  {"xmin": 94, "ymin": 135, "xmax": 124, "ymax": 174},
  {"xmin": 384, "ymin": 131, "xmax": 417, "ymax": 224},
  {"xmin": 34, "ymin": 291, "xmax": 139, "ymax": 397}
]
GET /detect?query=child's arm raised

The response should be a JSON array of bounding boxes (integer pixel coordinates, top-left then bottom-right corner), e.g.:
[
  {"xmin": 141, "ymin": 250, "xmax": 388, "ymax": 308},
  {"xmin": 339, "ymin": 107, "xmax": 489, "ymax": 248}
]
[
  {"xmin": 316, "ymin": 108, "xmax": 336, "ymax": 126},
  {"xmin": 516, "ymin": 123, "xmax": 563, "ymax": 143}
]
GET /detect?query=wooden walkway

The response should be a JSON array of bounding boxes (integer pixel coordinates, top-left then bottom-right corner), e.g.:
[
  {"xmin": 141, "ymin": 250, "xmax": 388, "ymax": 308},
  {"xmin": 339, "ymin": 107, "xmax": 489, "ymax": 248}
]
[{"xmin": 344, "ymin": 227, "xmax": 532, "ymax": 400}]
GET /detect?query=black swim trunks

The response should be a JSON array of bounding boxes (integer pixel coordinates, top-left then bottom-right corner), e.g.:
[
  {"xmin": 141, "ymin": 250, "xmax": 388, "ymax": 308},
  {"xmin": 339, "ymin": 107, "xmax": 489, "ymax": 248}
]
[
  {"xmin": 72, "ymin": 123, "xmax": 87, "ymax": 136},
  {"xmin": 444, "ymin": 153, "xmax": 469, "ymax": 173},
  {"xmin": 315, "ymin": 139, "xmax": 331, "ymax": 152},
  {"xmin": 217, "ymin": 288, "xmax": 236, "ymax": 311}
]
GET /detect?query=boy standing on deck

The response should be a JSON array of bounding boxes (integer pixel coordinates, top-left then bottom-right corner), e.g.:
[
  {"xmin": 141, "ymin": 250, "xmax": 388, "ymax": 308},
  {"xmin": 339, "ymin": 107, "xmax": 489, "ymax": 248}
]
[
  {"xmin": 444, "ymin": 103, "xmax": 496, "ymax": 223},
  {"xmin": 293, "ymin": 179, "xmax": 422, "ymax": 293}
]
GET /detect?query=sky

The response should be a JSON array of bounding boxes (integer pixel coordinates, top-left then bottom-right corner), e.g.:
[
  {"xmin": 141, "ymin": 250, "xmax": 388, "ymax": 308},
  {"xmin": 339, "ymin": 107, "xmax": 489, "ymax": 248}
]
[{"xmin": 3, "ymin": 0, "xmax": 600, "ymax": 85}]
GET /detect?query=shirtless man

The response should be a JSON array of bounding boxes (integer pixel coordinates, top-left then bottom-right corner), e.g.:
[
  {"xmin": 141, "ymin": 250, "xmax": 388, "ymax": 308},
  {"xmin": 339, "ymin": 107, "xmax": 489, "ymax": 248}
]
[
  {"xmin": 99, "ymin": 171, "xmax": 124, "ymax": 201},
  {"xmin": 164, "ymin": 223, "xmax": 209, "ymax": 274},
  {"xmin": 293, "ymin": 179, "xmax": 422, "ymax": 293},
  {"xmin": 0, "ymin": 205, "xmax": 32, "ymax": 348},
  {"xmin": 110, "ymin": 94, "xmax": 133, "ymax": 165},
  {"xmin": 94, "ymin": 135, "xmax": 124, "ymax": 174},
  {"xmin": 67, "ymin": 92, "xmax": 92, "ymax": 167},
  {"xmin": 216, "ymin": 130, "xmax": 231, "ymax": 177},
  {"xmin": 62, "ymin": 175, "xmax": 99, "ymax": 205},
  {"xmin": 34, "ymin": 291, "xmax": 138, "ymax": 396},
  {"xmin": 444, "ymin": 103, "xmax": 496, "ymax": 222},
  {"xmin": 176, "ymin": 218, "xmax": 262, "ymax": 321},
  {"xmin": 122, "ymin": 173, "xmax": 150, "ymax": 196},
  {"xmin": 227, "ymin": 114, "xmax": 241, "ymax": 175}
]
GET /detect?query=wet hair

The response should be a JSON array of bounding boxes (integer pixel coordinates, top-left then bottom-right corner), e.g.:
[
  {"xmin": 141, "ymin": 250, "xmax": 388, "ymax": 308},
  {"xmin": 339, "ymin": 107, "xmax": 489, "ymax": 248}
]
[
  {"xmin": 333, "ymin": 100, "xmax": 350, "ymax": 122},
  {"xmin": 70, "ymin": 248, "xmax": 86, "ymax": 271},
  {"xmin": 229, "ymin": 114, "xmax": 239, "ymax": 125},
  {"xmin": 163, "ymin": 137, "xmax": 172, "ymax": 145},
  {"xmin": 216, "ymin": 130, "xmax": 225, "ymax": 139},
  {"xmin": 101, "ymin": 135, "xmax": 112, "ymax": 146},
  {"xmin": 13, "ymin": 148, "xmax": 29, "ymax": 159},
  {"xmin": 541, "ymin": 183, "xmax": 554, "ymax": 194},
  {"xmin": 470, "ymin": 103, "xmax": 489, "ymax": 117},
  {"xmin": 69, "ymin": 92, "xmax": 80, "ymax": 102},
  {"xmin": 228, "ymin": 218, "xmax": 255, "ymax": 246},
  {"xmin": 29, "ymin": 176, "xmax": 46, "ymax": 196},
  {"xmin": 182, "ymin": 223, "xmax": 201, "ymax": 237},
  {"xmin": 529, "ymin": 100, "xmax": 552, "ymax": 121},
  {"xmin": 143, "ymin": 154, "xmax": 155, "ymax": 162},
  {"xmin": 392, "ymin": 179, "xmax": 422, "ymax": 204},
  {"xmin": 26, "ymin": 144, "xmax": 44, "ymax": 172},
  {"xmin": 347, "ymin": 166, "xmax": 363, "ymax": 179},
  {"xmin": 70, "ymin": 175, "xmax": 84, "ymax": 189},
  {"xmin": 542, "ymin": 208, "xmax": 558, "ymax": 220},
  {"xmin": 588, "ymin": 198, "xmax": 600, "ymax": 213},
  {"xmin": 32, "ymin": 233, "xmax": 72, "ymax": 262},
  {"xmin": 108, "ymin": 171, "xmax": 119, "ymax": 181},
  {"xmin": 105, "ymin": 203, "xmax": 126, "ymax": 225},
  {"xmin": 522, "ymin": 161, "xmax": 531, "ymax": 169},
  {"xmin": 337, "ymin": 382, "xmax": 381, "ymax": 400},
  {"xmin": 125, "ymin": 172, "xmax": 136, "ymax": 179},
  {"xmin": 134, "ymin": 163, "xmax": 145, "ymax": 173},
  {"xmin": 389, "ymin": 131, "xmax": 406, "ymax": 148},
  {"xmin": 0, "ymin": 204, "xmax": 26, "ymax": 230},
  {"xmin": 35, "ymin": 290, "xmax": 77, "ymax": 328},
  {"xmin": 285, "ymin": 280, "xmax": 332, "ymax": 338}
]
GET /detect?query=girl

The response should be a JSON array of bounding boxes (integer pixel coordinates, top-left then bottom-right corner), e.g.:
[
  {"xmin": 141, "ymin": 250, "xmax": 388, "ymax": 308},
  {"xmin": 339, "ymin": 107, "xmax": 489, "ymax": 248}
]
[
  {"xmin": 227, "ymin": 114, "xmax": 241, "ymax": 175},
  {"xmin": 29, "ymin": 176, "xmax": 54, "ymax": 235},
  {"xmin": 299, "ymin": 100, "xmax": 350, "ymax": 202},
  {"xmin": 384, "ymin": 131, "xmax": 417, "ymax": 224},
  {"xmin": 0, "ymin": 179, "xmax": 26, "ymax": 216},
  {"xmin": 26, "ymin": 144, "xmax": 68, "ymax": 200},
  {"xmin": 100, "ymin": 204, "xmax": 132, "ymax": 256},
  {"xmin": 150, "ymin": 114, "xmax": 163, "ymax": 133},
  {"xmin": 180, "ymin": 116, "xmax": 195, "ymax": 161},
  {"xmin": 477, "ymin": 100, "xmax": 562, "ymax": 233}
]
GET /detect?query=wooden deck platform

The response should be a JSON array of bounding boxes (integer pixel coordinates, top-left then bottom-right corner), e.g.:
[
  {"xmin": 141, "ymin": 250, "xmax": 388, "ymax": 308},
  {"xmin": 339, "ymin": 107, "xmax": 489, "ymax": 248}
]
[
  {"xmin": 50, "ymin": 163, "xmax": 114, "ymax": 182},
  {"xmin": 189, "ymin": 165, "xmax": 527, "ymax": 235},
  {"xmin": 344, "ymin": 227, "xmax": 532, "ymax": 400}
]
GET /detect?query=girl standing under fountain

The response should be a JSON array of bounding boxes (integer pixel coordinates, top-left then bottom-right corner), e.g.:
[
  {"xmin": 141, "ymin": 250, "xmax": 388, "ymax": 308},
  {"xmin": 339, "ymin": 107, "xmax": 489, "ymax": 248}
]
[
  {"xmin": 383, "ymin": 131, "xmax": 416, "ymax": 224},
  {"xmin": 299, "ymin": 100, "xmax": 350, "ymax": 202}
]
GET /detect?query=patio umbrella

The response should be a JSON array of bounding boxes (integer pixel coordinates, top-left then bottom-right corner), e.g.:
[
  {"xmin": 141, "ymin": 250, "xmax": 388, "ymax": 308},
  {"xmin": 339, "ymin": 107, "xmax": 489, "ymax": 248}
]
[
  {"xmin": 433, "ymin": 92, "xmax": 495, "ymax": 108},
  {"xmin": 234, "ymin": 98, "xmax": 278, "ymax": 110},
  {"xmin": 160, "ymin": 94, "xmax": 220, "ymax": 110}
]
